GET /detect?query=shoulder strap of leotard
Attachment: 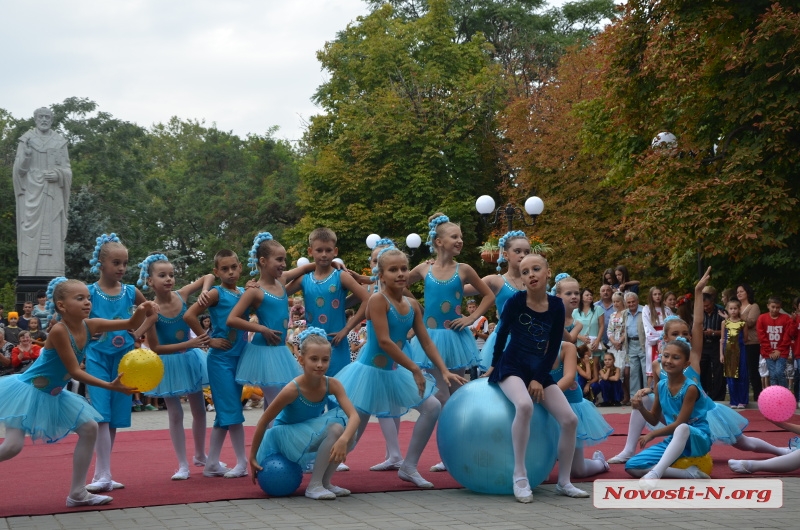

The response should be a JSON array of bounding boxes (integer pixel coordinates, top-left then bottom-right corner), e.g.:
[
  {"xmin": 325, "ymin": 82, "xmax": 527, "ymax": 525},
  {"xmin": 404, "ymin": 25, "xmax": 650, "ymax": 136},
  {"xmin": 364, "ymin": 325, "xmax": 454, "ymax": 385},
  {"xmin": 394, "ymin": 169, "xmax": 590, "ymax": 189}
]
[
  {"xmin": 325, "ymin": 376, "xmax": 329, "ymax": 394},
  {"xmin": 174, "ymin": 291, "xmax": 185, "ymax": 305}
]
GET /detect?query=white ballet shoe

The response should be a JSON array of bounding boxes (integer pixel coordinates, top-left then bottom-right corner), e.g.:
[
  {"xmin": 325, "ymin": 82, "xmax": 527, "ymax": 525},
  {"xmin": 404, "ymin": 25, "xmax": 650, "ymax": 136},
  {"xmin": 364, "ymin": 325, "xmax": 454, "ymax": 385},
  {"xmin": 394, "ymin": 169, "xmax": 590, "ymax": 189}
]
[
  {"xmin": 555, "ymin": 483, "xmax": 590, "ymax": 498},
  {"xmin": 728, "ymin": 459, "xmax": 752, "ymax": 474},
  {"xmin": 194, "ymin": 456, "xmax": 227, "ymax": 468},
  {"xmin": 606, "ymin": 452, "xmax": 632, "ymax": 464},
  {"xmin": 202, "ymin": 464, "xmax": 230, "ymax": 477},
  {"xmin": 85, "ymin": 480, "xmax": 113, "ymax": 493},
  {"xmin": 223, "ymin": 466, "xmax": 249, "ymax": 479},
  {"xmin": 305, "ymin": 485, "xmax": 336, "ymax": 500},
  {"xmin": 638, "ymin": 471, "xmax": 660, "ymax": 490},
  {"xmin": 398, "ymin": 468, "xmax": 434, "ymax": 488},
  {"xmin": 429, "ymin": 461, "xmax": 447, "ymax": 472},
  {"xmin": 513, "ymin": 477, "xmax": 533, "ymax": 503},
  {"xmin": 370, "ymin": 458, "xmax": 404, "ymax": 471},
  {"xmin": 66, "ymin": 493, "xmax": 113, "ymax": 507},
  {"xmin": 684, "ymin": 465, "xmax": 710, "ymax": 480},
  {"xmin": 593, "ymin": 450, "xmax": 610, "ymax": 472},
  {"xmin": 336, "ymin": 463, "xmax": 350, "ymax": 472},
  {"xmin": 324, "ymin": 484, "xmax": 351, "ymax": 497},
  {"xmin": 171, "ymin": 468, "xmax": 190, "ymax": 480}
]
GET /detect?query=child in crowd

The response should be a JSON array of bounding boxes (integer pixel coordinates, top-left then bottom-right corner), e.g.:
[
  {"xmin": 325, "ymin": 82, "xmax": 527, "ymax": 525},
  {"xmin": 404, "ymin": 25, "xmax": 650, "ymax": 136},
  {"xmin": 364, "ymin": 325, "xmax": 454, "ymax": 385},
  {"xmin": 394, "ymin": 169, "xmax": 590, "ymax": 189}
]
[
  {"xmin": 84, "ymin": 234, "xmax": 151, "ymax": 493},
  {"xmin": 594, "ymin": 353, "xmax": 623, "ymax": 406},
  {"xmin": 18, "ymin": 302, "xmax": 34, "ymax": 330},
  {"xmin": 606, "ymin": 291, "xmax": 630, "ymax": 405},
  {"xmin": 550, "ymin": 341, "xmax": 612, "ymax": 479},
  {"xmin": 4, "ymin": 312, "xmax": 21, "ymax": 345},
  {"xmin": 602, "ymin": 268, "xmax": 616, "ymax": 288},
  {"xmin": 643, "ymin": 286, "xmax": 671, "ymax": 388},
  {"xmin": 27, "ymin": 317, "xmax": 47, "ymax": 346},
  {"xmin": 485, "ymin": 253, "xmax": 588, "ymax": 500},
  {"xmin": 757, "ymin": 297, "xmax": 794, "ymax": 388},
  {"xmin": 720, "ymin": 298, "xmax": 748, "ymax": 408},
  {"xmin": 0, "ymin": 277, "xmax": 156, "ymax": 507},
  {"xmin": 32, "ymin": 291, "xmax": 50, "ymax": 329},
  {"xmin": 184, "ymin": 249, "xmax": 249, "ymax": 479},
  {"xmin": 614, "ymin": 265, "xmax": 640, "ymax": 294},
  {"xmin": 335, "ymin": 247, "xmax": 465, "ymax": 488},
  {"xmin": 250, "ymin": 328, "xmax": 360, "ymax": 500},
  {"xmin": 137, "ymin": 253, "xmax": 216, "ymax": 480},
  {"xmin": 11, "ymin": 331, "xmax": 41, "ymax": 372},
  {"xmin": 576, "ymin": 345, "xmax": 597, "ymax": 401},
  {"xmin": 664, "ymin": 291, "xmax": 677, "ymax": 314},
  {"xmin": 301, "ymin": 228, "xmax": 371, "ymax": 378}
]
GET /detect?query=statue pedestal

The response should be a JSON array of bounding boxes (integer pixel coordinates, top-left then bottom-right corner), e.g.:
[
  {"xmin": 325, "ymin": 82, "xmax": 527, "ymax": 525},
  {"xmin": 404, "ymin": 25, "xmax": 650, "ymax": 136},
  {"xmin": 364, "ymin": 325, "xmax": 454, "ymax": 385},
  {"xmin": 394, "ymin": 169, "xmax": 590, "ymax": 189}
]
[{"xmin": 15, "ymin": 276, "xmax": 54, "ymax": 312}]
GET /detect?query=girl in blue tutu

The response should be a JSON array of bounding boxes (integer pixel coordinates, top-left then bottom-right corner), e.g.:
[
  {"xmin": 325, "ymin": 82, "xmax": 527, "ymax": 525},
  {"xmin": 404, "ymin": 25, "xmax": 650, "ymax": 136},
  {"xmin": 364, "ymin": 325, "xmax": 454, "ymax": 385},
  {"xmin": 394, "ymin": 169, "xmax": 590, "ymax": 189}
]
[
  {"xmin": 407, "ymin": 213, "xmax": 494, "ymax": 473},
  {"xmin": 336, "ymin": 247, "xmax": 467, "ymax": 488},
  {"xmin": 609, "ymin": 268, "xmax": 788, "ymax": 465},
  {"xmin": 0, "ymin": 277, "xmax": 157, "ymax": 507},
  {"xmin": 549, "ymin": 341, "xmax": 613, "ymax": 478},
  {"xmin": 137, "ymin": 253, "xmax": 216, "ymax": 480},
  {"xmin": 249, "ymin": 328, "xmax": 360, "ymax": 500},
  {"xmin": 227, "ymin": 233, "xmax": 316, "ymax": 414}
]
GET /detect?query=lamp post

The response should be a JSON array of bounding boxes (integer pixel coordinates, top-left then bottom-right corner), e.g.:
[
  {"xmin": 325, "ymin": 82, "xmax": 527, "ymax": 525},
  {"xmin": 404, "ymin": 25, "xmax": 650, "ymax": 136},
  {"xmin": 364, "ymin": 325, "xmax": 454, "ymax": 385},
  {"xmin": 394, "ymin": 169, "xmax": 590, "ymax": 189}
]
[
  {"xmin": 365, "ymin": 232, "xmax": 422, "ymax": 256},
  {"xmin": 475, "ymin": 195, "xmax": 545, "ymax": 232}
]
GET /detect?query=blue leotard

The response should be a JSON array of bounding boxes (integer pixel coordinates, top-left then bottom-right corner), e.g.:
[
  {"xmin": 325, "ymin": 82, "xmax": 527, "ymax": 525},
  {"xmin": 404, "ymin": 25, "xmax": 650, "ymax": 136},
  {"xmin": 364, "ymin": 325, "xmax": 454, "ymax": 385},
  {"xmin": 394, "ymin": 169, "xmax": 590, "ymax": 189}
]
[
  {"xmin": 550, "ymin": 347, "xmax": 612, "ymax": 446},
  {"xmin": 626, "ymin": 375, "xmax": 712, "ymax": 470},
  {"xmin": 255, "ymin": 377, "xmax": 347, "ymax": 468},
  {"xmin": 85, "ymin": 283, "xmax": 137, "ymax": 428},
  {"xmin": 145, "ymin": 292, "xmax": 206, "ymax": 397},
  {"xmin": 301, "ymin": 269, "xmax": 350, "ymax": 376},
  {"xmin": 0, "ymin": 322, "xmax": 102, "ymax": 442},
  {"xmin": 236, "ymin": 286, "xmax": 301, "ymax": 386},
  {"xmin": 335, "ymin": 295, "xmax": 436, "ymax": 417},
  {"xmin": 478, "ymin": 276, "xmax": 524, "ymax": 370},
  {"xmin": 410, "ymin": 264, "xmax": 479, "ymax": 369},
  {"xmin": 207, "ymin": 285, "xmax": 246, "ymax": 428},
  {"xmin": 488, "ymin": 292, "xmax": 565, "ymax": 388}
]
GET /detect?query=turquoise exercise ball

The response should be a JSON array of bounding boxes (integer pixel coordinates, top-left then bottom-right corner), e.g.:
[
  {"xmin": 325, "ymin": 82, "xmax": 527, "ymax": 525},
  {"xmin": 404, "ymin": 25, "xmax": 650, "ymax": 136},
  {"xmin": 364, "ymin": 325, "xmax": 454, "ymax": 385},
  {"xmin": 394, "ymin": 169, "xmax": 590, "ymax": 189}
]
[{"xmin": 436, "ymin": 378, "xmax": 559, "ymax": 494}]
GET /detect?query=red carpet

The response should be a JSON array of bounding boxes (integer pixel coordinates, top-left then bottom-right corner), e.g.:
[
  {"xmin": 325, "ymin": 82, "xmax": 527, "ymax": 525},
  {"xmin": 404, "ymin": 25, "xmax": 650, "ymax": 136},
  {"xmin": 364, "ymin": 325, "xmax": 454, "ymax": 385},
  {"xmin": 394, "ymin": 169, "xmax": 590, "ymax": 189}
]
[{"xmin": 0, "ymin": 409, "xmax": 796, "ymax": 518}]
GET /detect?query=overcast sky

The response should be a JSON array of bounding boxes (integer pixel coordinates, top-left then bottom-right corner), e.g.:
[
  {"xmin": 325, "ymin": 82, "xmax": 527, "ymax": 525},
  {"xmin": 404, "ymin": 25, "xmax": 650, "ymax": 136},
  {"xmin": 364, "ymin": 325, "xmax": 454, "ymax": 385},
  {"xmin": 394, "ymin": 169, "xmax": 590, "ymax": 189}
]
[{"xmin": 1, "ymin": 0, "xmax": 568, "ymax": 143}]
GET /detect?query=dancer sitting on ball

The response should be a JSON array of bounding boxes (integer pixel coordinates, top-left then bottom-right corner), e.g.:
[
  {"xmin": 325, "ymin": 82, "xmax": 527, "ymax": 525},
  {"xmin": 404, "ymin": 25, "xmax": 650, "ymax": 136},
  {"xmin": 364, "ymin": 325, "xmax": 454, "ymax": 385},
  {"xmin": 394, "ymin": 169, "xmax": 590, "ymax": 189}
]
[
  {"xmin": 484, "ymin": 253, "xmax": 588, "ymax": 501},
  {"xmin": 249, "ymin": 328, "xmax": 360, "ymax": 500}
]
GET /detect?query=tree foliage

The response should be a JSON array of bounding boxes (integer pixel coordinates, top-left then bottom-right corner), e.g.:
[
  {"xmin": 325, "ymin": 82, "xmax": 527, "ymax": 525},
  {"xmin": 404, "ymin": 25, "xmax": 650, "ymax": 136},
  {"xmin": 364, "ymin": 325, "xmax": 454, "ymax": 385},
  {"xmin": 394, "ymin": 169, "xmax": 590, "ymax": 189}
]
[{"xmin": 580, "ymin": 0, "xmax": 800, "ymax": 296}]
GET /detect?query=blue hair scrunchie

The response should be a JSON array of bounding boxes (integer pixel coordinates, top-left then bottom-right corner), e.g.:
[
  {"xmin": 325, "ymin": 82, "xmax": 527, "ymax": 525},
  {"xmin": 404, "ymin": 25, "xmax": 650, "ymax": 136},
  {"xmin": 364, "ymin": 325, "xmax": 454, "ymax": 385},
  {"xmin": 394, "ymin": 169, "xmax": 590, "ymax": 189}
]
[
  {"xmin": 45, "ymin": 277, "xmax": 69, "ymax": 316},
  {"xmin": 248, "ymin": 232, "xmax": 274, "ymax": 276},
  {"xmin": 496, "ymin": 230, "xmax": 527, "ymax": 272},
  {"xmin": 370, "ymin": 245, "xmax": 399, "ymax": 282},
  {"xmin": 298, "ymin": 326, "xmax": 328, "ymax": 346},
  {"xmin": 549, "ymin": 272, "xmax": 571, "ymax": 296},
  {"xmin": 89, "ymin": 233, "xmax": 122, "ymax": 275},
  {"xmin": 137, "ymin": 254, "xmax": 169, "ymax": 290},
  {"xmin": 425, "ymin": 215, "xmax": 450, "ymax": 253}
]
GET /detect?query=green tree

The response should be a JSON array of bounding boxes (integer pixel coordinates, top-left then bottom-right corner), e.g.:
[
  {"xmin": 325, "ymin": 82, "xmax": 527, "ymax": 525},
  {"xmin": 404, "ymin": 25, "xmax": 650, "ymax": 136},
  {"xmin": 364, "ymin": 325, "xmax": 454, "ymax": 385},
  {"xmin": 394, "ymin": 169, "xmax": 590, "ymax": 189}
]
[
  {"xmin": 581, "ymin": 0, "xmax": 800, "ymax": 297},
  {"xmin": 292, "ymin": 0, "xmax": 505, "ymax": 270}
]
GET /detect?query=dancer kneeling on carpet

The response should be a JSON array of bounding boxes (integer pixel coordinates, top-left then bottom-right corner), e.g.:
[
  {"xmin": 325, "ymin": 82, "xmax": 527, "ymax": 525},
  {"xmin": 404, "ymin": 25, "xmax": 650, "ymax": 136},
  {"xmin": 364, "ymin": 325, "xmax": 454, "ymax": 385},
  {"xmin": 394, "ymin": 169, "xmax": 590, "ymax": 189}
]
[
  {"xmin": 250, "ymin": 328, "xmax": 359, "ymax": 500},
  {"xmin": 483, "ymin": 253, "xmax": 589, "ymax": 501},
  {"xmin": 334, "ymin": 247, "xmax": 466, "ymax": 489},
  {"xmin": 0, "ymin": 277, "xmax": 158, "ymax": 507}
]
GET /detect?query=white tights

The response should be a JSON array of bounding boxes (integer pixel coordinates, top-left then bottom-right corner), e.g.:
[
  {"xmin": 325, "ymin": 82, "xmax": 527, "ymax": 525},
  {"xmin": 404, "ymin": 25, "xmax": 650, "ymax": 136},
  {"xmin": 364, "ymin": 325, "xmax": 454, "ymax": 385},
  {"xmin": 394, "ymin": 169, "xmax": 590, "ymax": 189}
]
[
  {"xmin": 164, "ymin": 393, "xmax": 207, "ymax": 471},
  {"xmin": 92, "ymin": 422, "xmax": 116, "ymax": 482},
  {"xmin": 498, "ymin": 376, "xmax": 577, "ymax": 487},
  {"xmin": 617, "ymin": 395, "xmax": 786, "ymax": 458},
  {"xmin": 355, "ymin": 395, "xmax": 441, "ymax": 473},
  {"xmin": 1, "ymin": 422, "xmax": 99, "ymax": 499},
  {"xmin": 737, "ymin": 450, "xmax": 800, "ymax": 473},
  {"xmin": 308, "ymin": 423, "xmax": 348, "ymax": 489},
  {"xmin": 627, "ymin": 423, "xmax": 697, "ymax": 479},
  {"xmin": 571, "ymin": 443, "xmax": 607, "ymax": 478},
  {"xmin": 206, "ymin": 423, "xmax": 247, "ymax": 472},
  {"xmin": 378, "ymin": 416, "xmax": 403, "ymax": 462}
]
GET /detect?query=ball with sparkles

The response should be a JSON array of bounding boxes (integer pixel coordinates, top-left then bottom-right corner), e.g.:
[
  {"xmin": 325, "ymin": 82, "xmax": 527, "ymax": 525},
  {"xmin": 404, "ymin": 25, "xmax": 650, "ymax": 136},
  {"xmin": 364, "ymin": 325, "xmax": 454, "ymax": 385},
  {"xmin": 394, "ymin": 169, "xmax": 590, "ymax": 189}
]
[
  {"xmin": 118, "ymin": 348, "xmax": 164, "ymax": 393},
  {"xmin": 758, "ymin": 385, "xmax": 796, "ymax": 422},
  {"xmin": 671, "ymin": 453, "xmax": 713, "ymax": 476}
]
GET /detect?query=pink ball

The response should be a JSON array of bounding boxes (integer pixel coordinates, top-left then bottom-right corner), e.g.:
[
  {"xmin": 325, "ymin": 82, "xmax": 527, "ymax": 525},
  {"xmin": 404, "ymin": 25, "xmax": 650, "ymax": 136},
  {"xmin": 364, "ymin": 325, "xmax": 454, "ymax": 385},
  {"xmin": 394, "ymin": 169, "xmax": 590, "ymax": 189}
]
[{"xmin": 757, "ymin": 385, "xmax": 796, "ymax": 422}]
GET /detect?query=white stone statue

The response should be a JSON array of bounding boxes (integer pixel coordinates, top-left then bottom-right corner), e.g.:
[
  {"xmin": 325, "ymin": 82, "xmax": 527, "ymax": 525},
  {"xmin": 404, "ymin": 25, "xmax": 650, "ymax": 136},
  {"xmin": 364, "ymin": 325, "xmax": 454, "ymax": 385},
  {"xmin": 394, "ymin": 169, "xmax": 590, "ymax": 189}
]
[{"xmin": 12, "ymin": 107, "xmax": 72, "ymax": 277}]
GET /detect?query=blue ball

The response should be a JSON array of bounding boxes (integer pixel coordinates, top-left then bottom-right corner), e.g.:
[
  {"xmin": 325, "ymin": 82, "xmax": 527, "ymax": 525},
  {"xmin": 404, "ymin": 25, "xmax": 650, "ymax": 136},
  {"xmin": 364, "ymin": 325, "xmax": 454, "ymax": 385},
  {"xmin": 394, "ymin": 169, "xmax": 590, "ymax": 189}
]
[
  {"xmin": 257, "ymin": 453, "xmax": 303, "ymax": 497},
  {"xmin": 437, "ymin": 378, "xmax": 559, "ymax": 494}
]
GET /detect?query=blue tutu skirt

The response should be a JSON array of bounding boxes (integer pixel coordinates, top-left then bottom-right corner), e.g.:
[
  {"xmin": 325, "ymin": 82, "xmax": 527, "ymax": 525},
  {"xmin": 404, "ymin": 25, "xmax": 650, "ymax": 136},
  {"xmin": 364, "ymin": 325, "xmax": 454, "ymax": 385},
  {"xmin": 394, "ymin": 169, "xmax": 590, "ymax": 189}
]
[
  {"xmin": 707, "ymin": 403, "xmax": 749, "ymax": 445},
  {"xmin": 626, "ymin": 425, "xmax": 712, "ymax": 470},
  {"xmin": 571, "ymin": 399, "xmax": 613, "ymax": 446},
  {"xmin": 235, "ymin": 343, "xmax": 301, "ymax": 387},
  {"xmin": 333, "ymin": 362, "xmax": 437, "ymax": 418},
  {"xmin": 478, "ymin": 331, "xmax": 511, "ymax": 371},
  {"xmin": 409, "ymin": 327, "xmax": 480, "ymax": 370},
  {"xmin": 195, "ymin": 349, "xmax": 210, "ymax": 387},
  {"xmin": 255, "ymin": 407, "xmax": 348, "ymax": 469},
  {"xmin": 0, "ymin": 376, "xmax": 103, "ymax": 443},
  {"xmin": 144, "ymin": 349, "xmax": 205, "ymax": 397}
]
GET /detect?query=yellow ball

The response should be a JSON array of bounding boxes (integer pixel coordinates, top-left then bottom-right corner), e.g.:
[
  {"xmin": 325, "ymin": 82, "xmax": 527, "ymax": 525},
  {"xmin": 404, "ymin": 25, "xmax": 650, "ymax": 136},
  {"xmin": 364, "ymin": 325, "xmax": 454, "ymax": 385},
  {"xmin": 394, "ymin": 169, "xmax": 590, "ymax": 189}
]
[
  {"xmin": 671, "ymin": 453, "xmax": 713, "ymax": 476},
  {"xmin": 118, "ymin": 348, "xmax": 164, "ymax": 393}
]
